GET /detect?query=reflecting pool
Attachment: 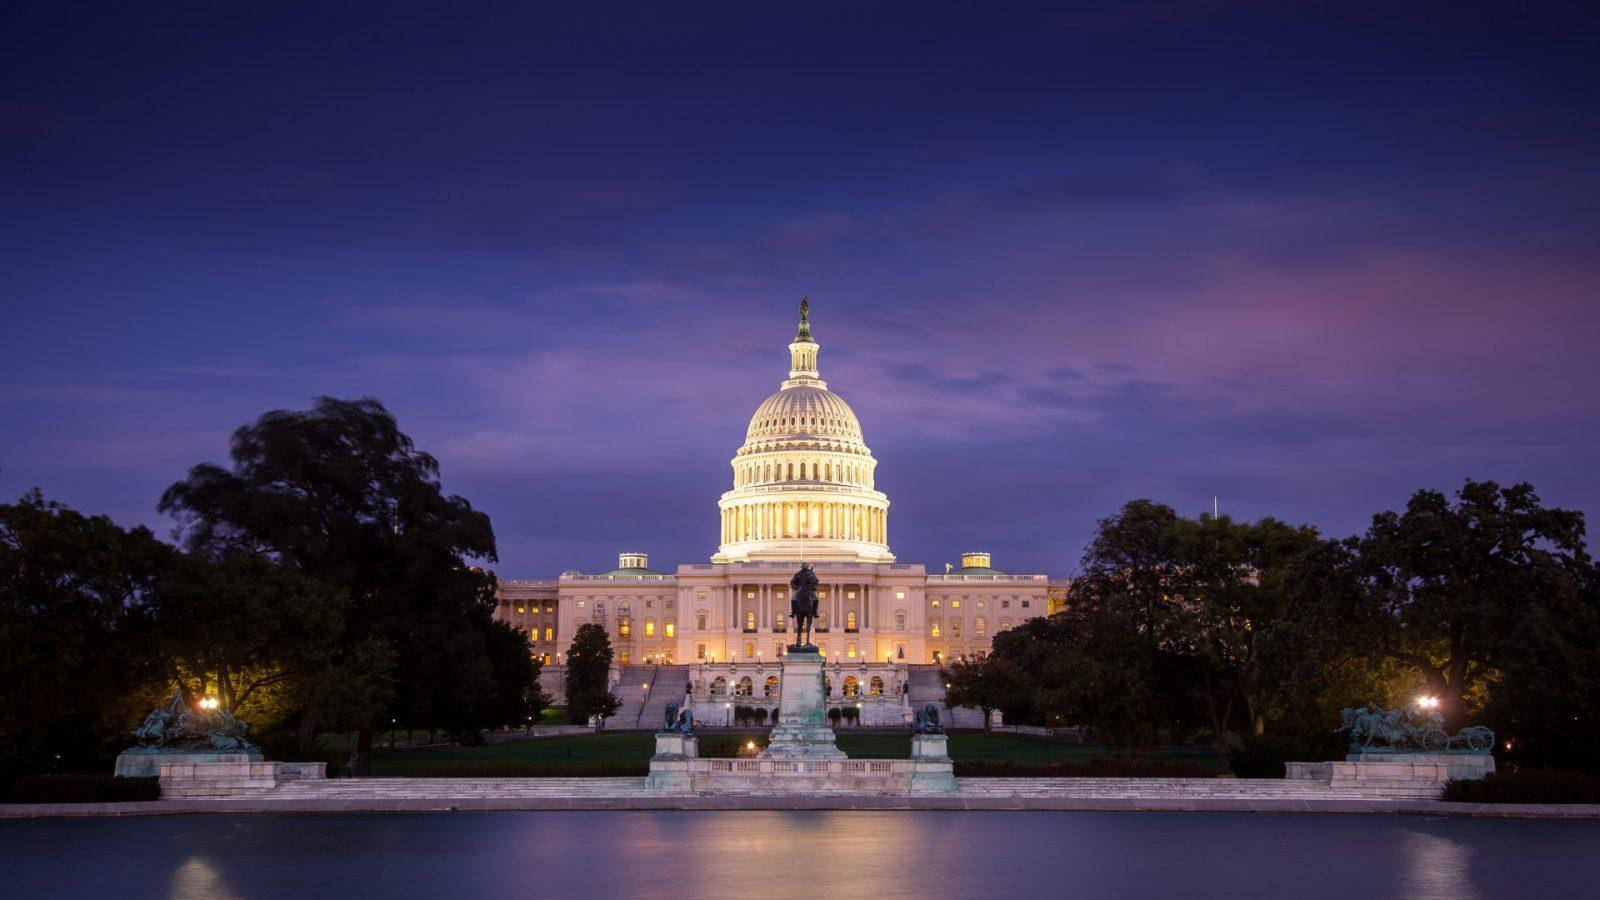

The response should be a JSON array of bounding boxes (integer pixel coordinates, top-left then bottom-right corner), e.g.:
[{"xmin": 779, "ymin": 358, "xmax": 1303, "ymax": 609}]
[{"xmin": 2, "ymin": 811, "xmax": 1597, "ymax": 899}]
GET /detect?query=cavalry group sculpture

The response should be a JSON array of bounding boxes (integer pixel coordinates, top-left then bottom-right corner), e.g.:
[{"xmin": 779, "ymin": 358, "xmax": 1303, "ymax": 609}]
[
  {"xmin": 913, "ymin": 703, "xmax": 943, "ymax": 734},
  {"xmin": 1338, "ymin": 704, "xmax": 1494, "ymax": 753},
  {"xmin": 131, "ymin": 687, "xmax": 256, "ymax": 753}
]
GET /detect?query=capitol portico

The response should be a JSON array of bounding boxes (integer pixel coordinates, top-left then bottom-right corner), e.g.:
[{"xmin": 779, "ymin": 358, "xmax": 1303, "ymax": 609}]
[{"xmin": 495, "ymin": 302, "xmax": 1061, "ymax": 723}]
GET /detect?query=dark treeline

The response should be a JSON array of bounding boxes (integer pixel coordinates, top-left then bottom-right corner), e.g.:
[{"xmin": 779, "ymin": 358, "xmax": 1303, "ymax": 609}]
[
  {"xmin": 0, "ymin": 398, "xmax": 546, "ymax": 789},
  {"xmin": 943, "ymin": 483, "xmax": 1600, "ymax": 774}
]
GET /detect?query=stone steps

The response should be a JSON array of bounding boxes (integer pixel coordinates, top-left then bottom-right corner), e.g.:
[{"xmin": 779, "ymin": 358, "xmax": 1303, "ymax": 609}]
[{"xmin": 256, "ymin": 774, "xmax": 1439, "ymax": 801}]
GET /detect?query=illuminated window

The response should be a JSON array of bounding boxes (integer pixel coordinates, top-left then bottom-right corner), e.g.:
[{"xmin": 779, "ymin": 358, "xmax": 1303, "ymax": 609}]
[
  {"xmin": 645, "ymin": 621, "xmax": 655, "ymax": 637},
  {"xmin": 747, "ymin": 591, "xmax": 756, "ymax": 600},
  {"xmin": 545, "ymin": 603, "xmax": 554, "ymax": 613},
  {"xmin": 745, "ymin": 610, "xmax": 756, "ymax": 631},
  {"xmin": 975, "ymin": 618, "xmax": 986, "ymax": 637},
  {"xmin": 516, "ymin": 605, "xmax": 526, "ymax": 613},
  {"xmin": 930, "ymin": 599, "xmax": 940, "ymax": 608},
  {"xmin": 895, "ymin": 591, "xmax": 905, "ymax": 600},
  {"xmin": 764, "ymin": 675, "xmax": 779, "ymax": 697},
  {"xmin": 952, "ymin": 600, "xmax": 960, "ymax": 608},
  {"xmin": 542, "ymin": 653, "xmax": 552, "ymax": 665},
  {"xmin": 619, "ymin": 616, "xmax": 631, "ymax": 636},
  {"xmin": 697, "ymin": 643, "xmax": 706, "ymax": 659},
  {"xmin": 543, "ymin": 627, "xmax": 553, "ymax": 641},
  {"xmin": 869, "ymin": 676, "xmax": 885, "ymax": 696},
  {"xmin": 697, "ymin": 591, "xmax": 706, "ymax": 599},
  {"xmin": 711, "ymin": 676, "xmax": 727, "ymax": 696},
  {"xmin": 665, "ymin": 622, "xmax": 675, "ymax": 638},
  {"xmin": 745, "ymin": 641, "xmax": 755, "ymax": 658},
  {"xmin": 697, "ymin": 612, "xmax": 708, "ymax": 630},
  {"xmin": 895, "ymin": 610, "xmax": 907, "ymax": 629},
  {"xmin": 847, "ymin": 642, "xmax": 857, "ymax": 659},
  {"xmin": 577, "ymin": 600, "xmax": 586, "ymax": 608},
  {"xmin": 846, "ymin": 612, "xmax": 857, "ymax": 630},
  {"xmin": 977, "ymin": 599, "xmax": 986, "ymax": 609},
  {"xmin": 843, "ymin": 676, "xmax": 859, "ymax": 697},
  {"xmin": 931, "ymin": 622, "xmax": 942, "ymax": 638},
  {"xmin": 620, "ymin": 650, "xmax": 630, "ymax": 665},
  {"xmin": 737, "ymin": 676, "xmax": 753, "ymax": 697},
  {"xmin": 846, "ymin": 591, "xmax": 855, "ymax": 600},
  {"xmin": 951, "ymin": 619, "xmax": 962, "ymax": 637},
  {"xmin": 775, "ymin": 613, "xmax": 785, "ymax": 629}
]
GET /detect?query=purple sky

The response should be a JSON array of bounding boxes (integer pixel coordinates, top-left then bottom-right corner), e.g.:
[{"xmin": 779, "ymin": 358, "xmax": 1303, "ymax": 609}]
[{"xmin": 4, "ymin": 2, "xmax": 1598, "ymax": 577}]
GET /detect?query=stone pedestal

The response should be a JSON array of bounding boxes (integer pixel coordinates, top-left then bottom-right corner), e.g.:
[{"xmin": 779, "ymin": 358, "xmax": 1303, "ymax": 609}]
[
  {"xmin": 907, "ymin": 733, "xmax": 957, "ymax": 794},
  {"xmin": 760, "ymin": 650, "xmax": 845, "ymax": 760},
  {"xmin": 115, "ymin": 748, "xmax": 262, "ymax": 778},
  {"xmin": 646, "ymin": 732, "xmax": 700, "ymax": 792},
  {"xmin": 1287, "ymin": 753, "xmax": 1495, "ymax": 788}
]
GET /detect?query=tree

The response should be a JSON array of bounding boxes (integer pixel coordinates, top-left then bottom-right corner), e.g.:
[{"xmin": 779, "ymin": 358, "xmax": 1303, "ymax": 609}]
[
  {"xmin": 942, "ymin": 656, "xmax": 1029, "ymax": 731},
  {"xmin": 564, "ymin": 622, "xmax": 619, "ymax": 727},
  {"xmin": 0, "ymin": 491, "xmax": 172, "ymax": 784},
  {"xmin": 152, "ymin": 551, "xmax": 350, "ymax": 726},
  {"xmin": 1353, "ymin": 480, "xmax": 1590, "ymax": 722},
  {"xmin": 159, "ymin": 396, "xmax": 500, "ymax": 772}
]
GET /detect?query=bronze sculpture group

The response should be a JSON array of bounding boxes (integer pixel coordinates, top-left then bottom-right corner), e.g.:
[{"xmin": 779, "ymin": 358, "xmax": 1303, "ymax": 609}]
[
  {"xmin": 130, "ymin": 687, "xmax": 256, "ymax": 753},
  {"xmin": 1339, "ymin": 704, "xmax": 1494, "ymax": 753},
  {"xmin": 662, "ymin": 702, "xmax": 695, "ymax": 734}
]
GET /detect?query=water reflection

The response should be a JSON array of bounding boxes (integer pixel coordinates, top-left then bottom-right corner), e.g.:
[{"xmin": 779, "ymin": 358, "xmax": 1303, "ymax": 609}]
[
  {"xmin": 1, "ymin": 812, "xmax": 1596, "ymax": 900},
  {"xmin": 1399, "ymin": 828, "xmax": 1481, "ymax": 900},
  {"xmin": 170, "ymin": 857, "xmax": 240, "ymax": 900}
]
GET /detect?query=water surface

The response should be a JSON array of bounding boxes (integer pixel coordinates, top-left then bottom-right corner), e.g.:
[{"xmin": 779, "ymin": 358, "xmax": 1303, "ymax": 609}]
[{"xmin": 3, "ymin": 811, "xmax": 1597, "ymax": 899}]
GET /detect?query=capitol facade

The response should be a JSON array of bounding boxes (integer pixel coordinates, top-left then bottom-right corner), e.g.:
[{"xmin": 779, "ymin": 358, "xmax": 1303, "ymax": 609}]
[{"xmin": 494, "ymin": 303, "xmax": 1064, "ymax": 724}]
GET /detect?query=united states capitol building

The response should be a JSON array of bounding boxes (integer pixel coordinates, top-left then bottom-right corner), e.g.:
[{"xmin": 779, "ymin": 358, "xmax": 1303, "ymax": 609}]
[{"xmin": 494, "ymin": 303, "xmax": 1066, "ymax": 725}]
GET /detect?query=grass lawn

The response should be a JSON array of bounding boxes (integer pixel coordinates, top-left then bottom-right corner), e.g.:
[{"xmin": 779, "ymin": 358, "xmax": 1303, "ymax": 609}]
[{"xmin": 366, "ymin": 730, "xmax": 1221, "ymax": 776}]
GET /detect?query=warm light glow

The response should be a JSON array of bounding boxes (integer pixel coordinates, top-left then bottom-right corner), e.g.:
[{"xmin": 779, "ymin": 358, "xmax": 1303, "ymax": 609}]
[
  {"xmin": 746, "ymin": 740, "xmax": 755, "ymax": 750},
  {"xmin": 1416, "ymin": 696, "xmax": 1441, "ymax": 710}
]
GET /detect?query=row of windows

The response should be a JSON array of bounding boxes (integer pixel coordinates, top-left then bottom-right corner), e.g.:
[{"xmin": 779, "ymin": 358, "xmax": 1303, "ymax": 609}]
[
  {"xmin": 927, "ymin": 618, "xmax": 1007, "ymax": 638},
  {"xmin": 928, "ymin": 598, "xmax": 1029, "ymax": 609},
  {"xmin": 710, "ymin": 674, "xmax": 888, "ymax": 698},
  {"xmin": 614, "ymin": 617, "xmax": 676, "ymax": 638}
]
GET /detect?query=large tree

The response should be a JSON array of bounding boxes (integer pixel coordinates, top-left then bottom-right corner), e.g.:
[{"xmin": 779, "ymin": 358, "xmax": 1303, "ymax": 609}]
[
  {"xmin": 564, "ymin": 623, "xmax": 620, "ymax": 728},
  {"xmin": 1352, "ymin": 480, "xmax": 1590, "ymax": 721},
  {"xmin": 158, "ymin": 396, "xmax": 521, "ymax": 771},
  {"xmin": 0, "ymin": 491, "xmax": 172, "ymax": 783},
  {"xmin": 942, "ymin": 656, "xmax": 1029, "ymax": 731}
]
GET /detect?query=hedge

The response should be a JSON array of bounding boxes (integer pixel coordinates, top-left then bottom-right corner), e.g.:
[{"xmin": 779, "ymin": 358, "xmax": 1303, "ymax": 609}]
[
  {"xmin": 8, "ymin": 774, "xmax": 161, "ymax": 803},
  {"xmin": 407, "ymin": 762, "xmax": 649, "ymax": 778},
  {"xmin": 955, "ymin": 758, "xmax": 1215, "ymax": 778},
  {"xmin": 1443, "ymin": 769, "xmax": 1600, "ymax": 804}
]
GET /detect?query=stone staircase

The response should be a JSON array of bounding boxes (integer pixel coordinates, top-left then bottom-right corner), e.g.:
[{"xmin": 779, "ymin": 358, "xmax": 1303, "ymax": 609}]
[
  {"xmin": 905, "ymin": 665, "xmax": 986, "ymax": 728},
  {"xmin": 256, "ymin": 774, "xmax": 1440, "ymax": 802},
  {"xmin": 956, "ymin": 777, "xmax": 1442, "ymax": 801},
  {"xmin": 638, "ymin": 667, "xmax": 689, "ymax": 729},
  {"xmin": 607, "ymin": 665, "xmax": 660, "ymax": 726}
]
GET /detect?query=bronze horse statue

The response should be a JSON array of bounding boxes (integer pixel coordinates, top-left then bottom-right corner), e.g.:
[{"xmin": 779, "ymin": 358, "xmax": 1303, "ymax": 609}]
[{"xmin": 789, "ymin": 562, "xmax": 819, "ymax": 650}]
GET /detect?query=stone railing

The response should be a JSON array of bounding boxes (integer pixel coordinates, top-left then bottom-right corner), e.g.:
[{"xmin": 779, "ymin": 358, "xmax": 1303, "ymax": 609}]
[
  {"xmin": 926, "ymin": 573, "xmax": 1048, "ymax": 582},
  {"xmin": 561, "ymin": 573, "xmax": 677, "ymax": 582}
]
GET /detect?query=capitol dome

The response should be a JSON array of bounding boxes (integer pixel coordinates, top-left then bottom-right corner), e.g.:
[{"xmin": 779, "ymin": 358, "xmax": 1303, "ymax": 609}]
[{"xmin": 713, "ymin": 300, "xmax": 893, "ymax": 563}]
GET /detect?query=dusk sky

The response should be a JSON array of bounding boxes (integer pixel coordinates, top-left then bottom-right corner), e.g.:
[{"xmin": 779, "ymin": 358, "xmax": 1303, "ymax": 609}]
[{"xmin": 4, "ymin": 2, "xmax": 1598, "ymax": 578}]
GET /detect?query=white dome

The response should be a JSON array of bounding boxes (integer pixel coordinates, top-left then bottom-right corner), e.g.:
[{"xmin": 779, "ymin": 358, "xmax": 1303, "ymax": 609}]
[
  {"xmin": 745, "ymin": 385, "xmax": 864, "ymax": 444},
  {"xmin": 713, "ymin": 300, "xmax": 892, "ymax": 564}
]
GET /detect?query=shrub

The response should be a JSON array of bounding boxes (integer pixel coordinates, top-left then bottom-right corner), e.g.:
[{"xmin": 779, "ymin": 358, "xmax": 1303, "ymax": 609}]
[
  {"xmin": 254, "ymin": 730, "xmax": 347, "ymax": 777},
  {"xmin": 827, "ymin": 708, "xmax": 842, "ymax": 724},
  {"xmin": 8, "ymin": 774, "xmax": 160, "ymax": 803},
  {"xmin": 408, "ymin": 763, "xmax": 648, "ymax": 777},
  {"xmin": 954, "ymin": 758, "xmax": 1215, "ymax": 778},
  {"xmin": 1443, "ymin": 769, "xmax": 1600, "ymax": 804}
]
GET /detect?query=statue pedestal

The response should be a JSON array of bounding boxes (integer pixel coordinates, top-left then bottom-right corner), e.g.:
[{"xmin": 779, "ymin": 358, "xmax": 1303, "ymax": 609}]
[
  {"xmin": 114, "ymin": 748, "xmax": 262, "ymax": 778},
  {"xmin": 1286, "ymin": 753, "xmax": 1495, "ymax": 788},
  {"xmin": 646, "ymin": 732, "xmax": 700, "ymax": 792},
  {"xmin": 759, "ymin": 650, "xmax": 845, "ymax": 760},
  {"xmin": 907, "ymin": 733, "xmax": 957, "ymax": 794},
  {"xmin": 652, "ymin": 732, "xmax": 699, "ymax": 760}
]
